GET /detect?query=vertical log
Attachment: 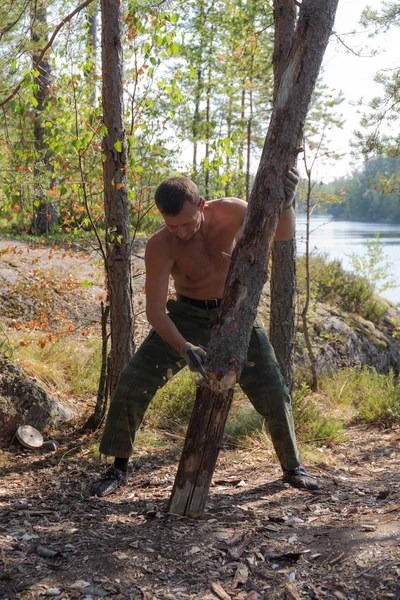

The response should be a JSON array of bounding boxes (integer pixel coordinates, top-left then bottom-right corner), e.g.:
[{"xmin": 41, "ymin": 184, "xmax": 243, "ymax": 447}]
[
  {"xmin": 270, "ymin": 0, "xmax": 298, "ymax": 393},
  {"xmin": 270, "ymin": 240, "xmax": 296, "ymax": 391},
  {"xmin": 169, "ymin": 0, "xmax": 339, "ymax": 517},
  {"xmin": 168, "ymin": 385, "xmax": 234, "ymax": 517}
]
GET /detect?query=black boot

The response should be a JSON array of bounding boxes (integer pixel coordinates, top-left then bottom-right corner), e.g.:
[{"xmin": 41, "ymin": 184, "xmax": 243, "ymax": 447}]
[
  {"xmin": 91, "ymin": 466, "xmax": 127, "ymax": 497},
  {"xmin": 282, "ymin": 466, "xmax": 320, "ymax": 490}
]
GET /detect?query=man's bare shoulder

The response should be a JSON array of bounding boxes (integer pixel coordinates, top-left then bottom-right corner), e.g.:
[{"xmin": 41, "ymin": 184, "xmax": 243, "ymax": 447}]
[
  {"xmin": 145, "ymin": 225, "xmax": 172, "ymax": 260},
  {"xmin": 207, "ymin": 197, "xmax": 247, "ymax": 212},
  {"xmin": 206, "ymin": 198, "xmax": 247, "ymax": 227}
]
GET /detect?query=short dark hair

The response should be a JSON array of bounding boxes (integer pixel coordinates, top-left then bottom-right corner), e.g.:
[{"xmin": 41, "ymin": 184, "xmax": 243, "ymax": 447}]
[{"xmin": 155, "ymin": 177, "xmax": 201, "ymax": 216}]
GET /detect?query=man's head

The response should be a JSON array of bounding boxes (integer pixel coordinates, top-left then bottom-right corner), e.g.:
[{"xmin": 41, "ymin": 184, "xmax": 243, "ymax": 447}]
[{"xmin": 155, "ymin": 176, "xmax": 205, "ymax": 241}]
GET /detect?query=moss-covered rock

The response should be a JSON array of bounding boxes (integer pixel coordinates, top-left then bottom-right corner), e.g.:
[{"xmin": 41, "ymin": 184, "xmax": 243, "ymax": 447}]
[
  {"xmin": 295, "ymin": 302, "xmax": 400, "ymax": 377},
  {"xmin": 0, "ymin": 353, "xmax": 75, "ymax": 444}
]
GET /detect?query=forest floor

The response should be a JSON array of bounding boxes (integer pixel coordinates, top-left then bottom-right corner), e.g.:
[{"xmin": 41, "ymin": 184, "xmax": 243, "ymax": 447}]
[{"xmin": 0, "ymin": 238, "xmax": 399, "ymax": 600}]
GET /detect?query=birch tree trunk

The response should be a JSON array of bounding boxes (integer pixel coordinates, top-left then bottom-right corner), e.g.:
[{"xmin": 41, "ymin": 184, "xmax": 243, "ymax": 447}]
[
  {"xmin": 101, "ymin": 0, "xmax": 135, "ymax": 394},
  {"xmin": 169, "ymin": 0, "xmax": 339, "ymax": 518},
  {"xmin": 270, "ymin": 0, "xmax": 298, "ymax": 393}
]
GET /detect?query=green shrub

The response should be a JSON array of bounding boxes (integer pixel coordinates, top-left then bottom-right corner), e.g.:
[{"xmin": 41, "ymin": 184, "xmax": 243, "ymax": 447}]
[
  {"xmin": 224, "ymin": 403, "xmax": 264, "ymax": 444},
  {"xmin": 297, "ymin": 252, "xmax": 387, "ymax": 322},
  {"xmin": 148, "ymin": 368, "xmax": 196, "ymax": 428},
  {"xmin": 148, "ymin": 370, "xmax": 264, "ymax": 443},
  {"xmin": 348, "ymin": 234, "xmax": 396, "ymax": 295},
  {"xmin": 148, "ymin": 370, "xmax": 342, "ymax": 447},
  {"xmin": 292, "ymin": 383, "xmax": 343, "ymax": 445},
  {"xmin": 321, "ymin": 367, "xmax": 400, "ymax": 426}
]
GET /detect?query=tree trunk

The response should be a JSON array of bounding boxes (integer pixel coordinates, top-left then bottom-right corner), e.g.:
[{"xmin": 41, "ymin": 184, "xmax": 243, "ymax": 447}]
[
  {"xmin": 301, "ymin": 155, "xmax": 319, "ymax": 391},
  {"xmin": 168, "ymin": 383, "xmax": 234, "ymax": 517},
  {"xmin": 270, "ymin": 0, "xmax": 298, "ymax": 393},
  {"xmin": 204, "ymin": 23, "xmax": 214, "ymax": 201},
  {"xmin": 245, "ymin": 74, "xmax": 253, "ymax": 202},
  {"xmin": 86, "ymin": 0, "xmax": 98, "ymax": 106},
  {"xmin": 101, "ymin": 0, "xmax": 135, "ymax": 394},
  {"xmin": 225, "ymin": 95, "xmax": 233, "ymax": 197},
  {"xmin": 169, "ymin": 0, "xmax": 339, "ymax": 518},
  {"xmin": 270, "ymin": 240, "xmax": 296, "ymax": 392},
  {"xmin": 192, "ymin": 68, "xmax": 202, "ymax": 179},
  {"xmin": 30, "ymin": 2, "xmax": 58, "ymax": 236},
  {"xmin": 238, "ymin": 85, "xmax": 245, "ymax": 198},
  {"xmin": 204, "ymin": 74, "xmax": 211, "ymax": 200},
  {"xmin": 84, "ymin": 303, "xmax": 110, "ymax": 430}
]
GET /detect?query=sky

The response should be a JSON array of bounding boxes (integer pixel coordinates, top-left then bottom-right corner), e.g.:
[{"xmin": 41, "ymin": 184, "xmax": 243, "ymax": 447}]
[{"xmin": 317, "ymin": 0, "xmax": 400, "ymax": 181}]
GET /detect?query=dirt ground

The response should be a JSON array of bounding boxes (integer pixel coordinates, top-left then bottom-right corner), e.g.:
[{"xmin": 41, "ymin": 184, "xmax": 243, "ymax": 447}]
[
  {"xmin": 0, "ymin": 425, "xmax": 399, "ymax": 600},
  {"xmin": 0, "ymin": 238, "xmax": 399, "ymax": 600}
]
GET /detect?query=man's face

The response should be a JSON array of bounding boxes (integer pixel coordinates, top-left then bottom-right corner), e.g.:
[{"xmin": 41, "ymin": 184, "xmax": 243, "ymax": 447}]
[{"xmin": 163, "ymin": 199, "xmax": 205, "ymax": 241}]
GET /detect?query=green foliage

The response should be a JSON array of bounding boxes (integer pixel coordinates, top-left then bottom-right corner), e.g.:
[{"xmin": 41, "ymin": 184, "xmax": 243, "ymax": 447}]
[
  {"xmin": 295, "ymin": 80, "xmax": 345, "ymax": 216},
  {"xmin": 292, "ymin": 383, "xmax": 343, "ymax": 445},
  {"xmin": 148, "ymin": 368, "xmax": 341, "ymax": 447},
  {"xmin": 0, "ymin": 0, "xmax": 181, "ymax": 241},
  {"xmin": 169, "ymin": 0, "xmax": 274, "ymax": 199},
  {"xmin": 355, "ymin": 3, "xmax": 400, "ymax": 158},
  {"xmin": 0, "ymin": 0, "xmax": 346, "ymax": 238},
  {"xmin": 321, "ymin": 367, "xmax": 400, "ymax": 425},
  {"xmin": 297, "ymin": 253, "xmax": 388, "ymax": 322},
  {"xmin": 0, "ymin": 321, "xmax": 12, "ymax": 357},
  {"xmin": 148, "ymin": 369, "xmax": 196, "ymax": 428},
  {"xmin": 148, "ymin": 370, "xmax": 264, "ymax": 442},
  {"xmin": 15, "ymin": 336, "xmax": 102, "ymax": 396},
  {"xmin": 348, "ymin": 233, "xmax": 396, "ymax": 294},
  {"xmin": 361, "ymin": 1, "xmax": 400, "ymax": 31},
  {"xmin": 224, "ymin": 405, "xmax": 264, "ymax": 444}
]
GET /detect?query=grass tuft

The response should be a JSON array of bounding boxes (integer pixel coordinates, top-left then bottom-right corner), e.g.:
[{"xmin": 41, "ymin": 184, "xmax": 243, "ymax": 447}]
[
  {"xmin": 148, "ymin": 370, "xmax": 342, "ymax": 448},
  {"xmin": 321, "ymin": 367, "xmax": 400, "ymax": 426},
  {"xmin": 292, "ymin": 383, "xmax": 343, "ymax": 445},
  {"xmin": 14, "ymin": 335, "xmax": 102, "ymax": 396}
]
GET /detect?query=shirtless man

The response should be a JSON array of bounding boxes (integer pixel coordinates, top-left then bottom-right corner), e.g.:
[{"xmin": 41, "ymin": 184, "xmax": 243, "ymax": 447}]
[{"xmin": 92, "ymin": 173, "xmax": 319, "ymax": 497}]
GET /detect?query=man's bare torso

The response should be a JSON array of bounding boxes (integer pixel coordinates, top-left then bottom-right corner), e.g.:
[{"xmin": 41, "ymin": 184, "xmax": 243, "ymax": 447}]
[{"xmin": 150, "ymin": 199, "xmax": 245, "ymax": 300}]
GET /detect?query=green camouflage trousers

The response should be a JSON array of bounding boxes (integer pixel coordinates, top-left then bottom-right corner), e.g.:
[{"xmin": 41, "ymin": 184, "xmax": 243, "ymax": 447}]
[{"xmin": 99, "ymin": 299, "xmax": 301, "ymax": 470}]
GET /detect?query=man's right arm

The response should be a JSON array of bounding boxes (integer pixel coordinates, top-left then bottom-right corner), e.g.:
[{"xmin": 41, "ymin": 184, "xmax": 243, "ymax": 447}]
[{"xmin": 145, "ymin": 236, "xmax": 186, "ymax": 353}]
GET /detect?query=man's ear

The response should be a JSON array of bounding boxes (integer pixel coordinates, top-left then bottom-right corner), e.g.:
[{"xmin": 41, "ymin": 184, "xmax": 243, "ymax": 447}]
[{"xmin": 199, "ymin": 198, "xmax": 205, "ymax": 210}]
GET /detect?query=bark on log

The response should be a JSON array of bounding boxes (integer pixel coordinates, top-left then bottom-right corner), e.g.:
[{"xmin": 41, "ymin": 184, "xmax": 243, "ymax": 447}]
[
  {"xmin": 168, "ymin": 383, "xmax": 234, "ymax": 518},
  {"xmin": 169, "ymin": 0, "xmax": 339, "ymax": 518},
  {"xmin": 271, "ymin": 239, "xmax": 297, "ymax": 392},
  {"xmin": 270, "ymin": 0, "xmax": 298, "ymax": 393}
]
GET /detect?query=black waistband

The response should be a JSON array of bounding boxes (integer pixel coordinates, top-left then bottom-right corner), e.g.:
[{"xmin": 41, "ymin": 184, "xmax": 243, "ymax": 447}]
[{"xmin": 176, "ymin": 294, "xmax": 222, "ymax": 310}]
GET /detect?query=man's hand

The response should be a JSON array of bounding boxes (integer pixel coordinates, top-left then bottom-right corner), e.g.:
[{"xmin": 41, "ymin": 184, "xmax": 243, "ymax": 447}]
[
  {"xmin": 180, "ymin": 342, "xmax": 207, "ymax": 373},
  {"xmin": 283, "ymin": 167, "xmax": 300, "ymax": 210}
]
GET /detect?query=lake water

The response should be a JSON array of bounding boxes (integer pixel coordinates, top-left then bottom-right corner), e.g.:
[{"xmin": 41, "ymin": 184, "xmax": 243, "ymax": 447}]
[{"xmin": 295, "ymin": 215, "xmax": 400, "ymax": 306}]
